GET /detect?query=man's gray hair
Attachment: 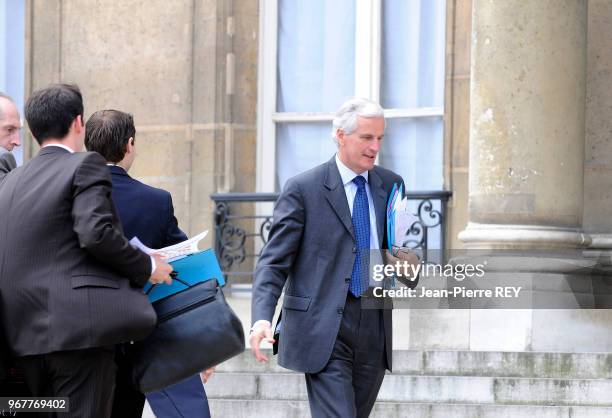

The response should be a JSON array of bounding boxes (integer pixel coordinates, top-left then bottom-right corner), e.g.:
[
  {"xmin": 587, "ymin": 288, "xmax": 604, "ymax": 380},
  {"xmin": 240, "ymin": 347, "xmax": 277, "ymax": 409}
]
[
  {"xmin": 332, "ymin": 97, "xmax": 384, "ymax": 142},
  {"xmin": 0, "ymin": 92, "xmax": 14, "ymax": 120}
]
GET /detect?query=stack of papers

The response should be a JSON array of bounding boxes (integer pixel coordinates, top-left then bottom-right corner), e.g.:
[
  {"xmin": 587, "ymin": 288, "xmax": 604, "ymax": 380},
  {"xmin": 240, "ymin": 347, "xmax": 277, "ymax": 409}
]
[
  {"xmin": 386, "ymin": 184, "xmax": 419, "ymax": 249},
  {"xmin": 129, "ymin": 230, "xmax": 208, "ymax": 262}
]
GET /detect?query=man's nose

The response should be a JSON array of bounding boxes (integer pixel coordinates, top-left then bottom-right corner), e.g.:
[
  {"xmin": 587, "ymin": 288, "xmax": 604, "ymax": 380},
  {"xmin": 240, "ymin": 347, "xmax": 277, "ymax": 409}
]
[
  {"xmin": 11, "ymin": 133, "xmax": 21, "ymax": 147},
  {"xmin": 370, "ymin": 139, "xmax": 382, "ymax": 153}
]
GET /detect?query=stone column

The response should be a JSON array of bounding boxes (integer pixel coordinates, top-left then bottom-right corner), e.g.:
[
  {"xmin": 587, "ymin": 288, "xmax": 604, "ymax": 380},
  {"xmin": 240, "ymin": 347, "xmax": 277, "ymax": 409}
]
[
  {"xmin": 583, "ymin": 0, "xmax": 612, "ymax": 249},
  {"xmin": 458, "ymin": 0, "xmax": 589, "ymax": 249},
  {"xmin": 450, "ymin": 0, "xmax": 612, "ymax": 354}
]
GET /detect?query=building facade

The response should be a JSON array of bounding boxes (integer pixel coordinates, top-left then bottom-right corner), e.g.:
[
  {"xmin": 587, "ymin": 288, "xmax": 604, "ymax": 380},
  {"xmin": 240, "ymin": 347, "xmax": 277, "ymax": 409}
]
[{"xmin": 8, "ymin": 0, "xmax": 612, "ymax": 363}]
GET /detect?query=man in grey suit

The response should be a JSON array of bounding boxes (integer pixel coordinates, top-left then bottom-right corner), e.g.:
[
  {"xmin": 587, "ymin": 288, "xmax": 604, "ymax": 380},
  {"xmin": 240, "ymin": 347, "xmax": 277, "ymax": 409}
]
[
  {"xmin": 0, "ymin": 92, "xmax": 21, "ymax": 174},
  {"xmin": 0, "ymin": 84, "xmax": 173, "ymax": 418},
  {"xmin": 250, "ymin": 98, "xmax": 417, "ymax": 417}
]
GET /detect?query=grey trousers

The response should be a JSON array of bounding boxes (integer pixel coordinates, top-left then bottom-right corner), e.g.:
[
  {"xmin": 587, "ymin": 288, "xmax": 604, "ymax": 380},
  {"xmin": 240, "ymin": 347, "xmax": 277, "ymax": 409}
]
[{"xmin": 305, "ymin": 293, "xmax": 387, "ymax": 418}]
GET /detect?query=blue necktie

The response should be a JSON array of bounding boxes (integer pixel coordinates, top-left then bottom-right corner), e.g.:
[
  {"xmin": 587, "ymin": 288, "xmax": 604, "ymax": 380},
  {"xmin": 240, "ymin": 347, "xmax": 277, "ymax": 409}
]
[{"xmin": 350, "ymin": 175, "xmax": 370, "ymax": 297}]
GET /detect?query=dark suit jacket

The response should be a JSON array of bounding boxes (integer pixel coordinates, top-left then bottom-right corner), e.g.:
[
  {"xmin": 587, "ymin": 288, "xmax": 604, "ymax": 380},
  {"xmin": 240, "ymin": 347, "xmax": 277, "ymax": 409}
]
[
  {"xmin": 0, "ymin": 152, "xmax": 16, "ymax": 176},
  {"xmin": 252, "ymin": 156, "xmax": 403, "ymax": 373},
  {"xmin": 0, "ymin": 147, "xmax": 154, "ymax": 357},
  {"xmin": 107, "ymin": 166, "xmax": 211, "ymax": 416},
  {"xmin": 108, "ymin": 165, "xmax": 187, "ymax": 248},
  {"xmin": 0, "ymin": 151, "xmax": 16, "ymax": 380}
]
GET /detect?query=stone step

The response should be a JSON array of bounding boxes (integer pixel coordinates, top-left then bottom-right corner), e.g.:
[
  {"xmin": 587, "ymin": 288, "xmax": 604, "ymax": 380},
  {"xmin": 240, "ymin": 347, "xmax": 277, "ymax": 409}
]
[
  {"xmin": 208, "ymin": 400, "xmax": 612, "ymax": 418},
  {"xmin": 205, "ymin": 372, "xmax": 612, "ymax": 406},
  {"xmin": 217, "ymin": 349, "xmax": 612, "ymax": 379}
]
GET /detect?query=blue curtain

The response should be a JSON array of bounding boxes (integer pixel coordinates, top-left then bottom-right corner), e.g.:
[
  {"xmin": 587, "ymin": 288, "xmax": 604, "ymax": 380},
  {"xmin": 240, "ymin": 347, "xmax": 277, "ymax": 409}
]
[
  {"xmin": 0, "ymin": 0, "xmax": 25, "ymax": 165},
  {"xmin": 379, "ymin": 0, "xmax": 446, "ymax": 191},
  {"xmin": 275, "ymin": 0, "xmax": 445, "ymax": 192},
  {"xmin": 276, "ymin": 0, "xmax": 355, "ymax": 188}
]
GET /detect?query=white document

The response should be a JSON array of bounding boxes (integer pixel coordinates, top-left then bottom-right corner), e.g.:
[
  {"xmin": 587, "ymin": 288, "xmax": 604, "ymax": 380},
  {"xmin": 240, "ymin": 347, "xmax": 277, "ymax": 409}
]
[
  {"xmin": 129, "ymin": 230, "xmax": 208, "ymax": 262},
  {"xmin": 393, "ymin": 198, "xmax": 419, "ymax": 248}
]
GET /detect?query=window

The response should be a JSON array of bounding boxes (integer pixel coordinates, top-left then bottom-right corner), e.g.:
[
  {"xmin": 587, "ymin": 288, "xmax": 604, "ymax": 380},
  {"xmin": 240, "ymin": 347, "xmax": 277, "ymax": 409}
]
[
  {"xmin": 257, "ymin": 0, "xmax": 446, "ymax": 193},
  {"xmin": 0, "ymin": 0, "xmax": 25, "ymax": 164}
]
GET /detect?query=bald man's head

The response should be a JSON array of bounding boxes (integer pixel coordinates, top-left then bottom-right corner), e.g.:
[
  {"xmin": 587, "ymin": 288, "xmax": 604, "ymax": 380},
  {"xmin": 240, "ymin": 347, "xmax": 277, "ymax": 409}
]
[{"xmin": 0, "ymin": 94, "xmax": 21, "ymax": 152}]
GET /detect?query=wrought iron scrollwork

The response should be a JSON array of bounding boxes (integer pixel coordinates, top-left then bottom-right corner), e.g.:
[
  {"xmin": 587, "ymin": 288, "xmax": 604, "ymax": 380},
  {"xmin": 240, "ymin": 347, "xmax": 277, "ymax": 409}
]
[
  {"xmin": 211, "ymin": 193, "xmax": 281, "ymax": 273},
  {"xmin": 211, "ymin": 191, "xmax": 451, "ymax": 283},
  {"xmin": 402, "ymin": 221, "xmax": 425, "ymax": 249},
  {"xmin": 418, "ymin": 199, "xmax": 442, "ymax": 227},
  {"xmin": 214, "ymin": 201, "xmax": 246, "ymax": 270},
  {"xmin": 400, "ymin": 199, "xmax": 444, "ymax": 250},
  {"xmin": 259, "ymin": 217, "xmax": 273, "ymax": 247}
]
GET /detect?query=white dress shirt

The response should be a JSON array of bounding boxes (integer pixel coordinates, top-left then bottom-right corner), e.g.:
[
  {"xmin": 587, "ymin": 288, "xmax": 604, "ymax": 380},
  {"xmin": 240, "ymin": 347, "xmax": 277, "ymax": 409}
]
[
  {"xmin": 42, "ymin": 143, "xmax": 75, "ymax": 153},
  {"xmin": 334, "ymin": 154, "xmax": 379, "ymax": 250}
]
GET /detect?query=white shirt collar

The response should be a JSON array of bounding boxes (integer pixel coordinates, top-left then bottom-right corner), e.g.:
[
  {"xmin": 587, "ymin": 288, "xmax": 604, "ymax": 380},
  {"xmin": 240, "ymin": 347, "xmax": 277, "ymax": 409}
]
[
  {"xmin": 335, "ymin": 154, "xmax": 369, "ymax": 186},
  {"xmin": 42, "ymin": 143, "xmax": 75, "ymax": 153}
]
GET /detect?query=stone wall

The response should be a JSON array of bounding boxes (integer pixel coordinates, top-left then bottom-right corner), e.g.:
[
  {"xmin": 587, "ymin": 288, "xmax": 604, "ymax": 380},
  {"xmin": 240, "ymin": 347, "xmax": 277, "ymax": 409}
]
[{"xmin": 24, "ymin": 0, "xmax": 259, "ymax": 248}]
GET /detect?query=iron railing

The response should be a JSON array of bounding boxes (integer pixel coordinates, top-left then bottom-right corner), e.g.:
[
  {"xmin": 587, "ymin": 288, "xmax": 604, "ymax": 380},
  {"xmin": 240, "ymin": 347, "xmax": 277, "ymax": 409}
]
[{"xmin": 211, "ymin": 191, "xmax": 452, "ymax": 284}]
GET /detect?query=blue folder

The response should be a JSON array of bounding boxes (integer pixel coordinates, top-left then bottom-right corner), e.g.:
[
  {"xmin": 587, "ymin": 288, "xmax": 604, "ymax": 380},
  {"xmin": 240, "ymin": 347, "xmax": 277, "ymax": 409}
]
[{"xmin": 144, "ymin": 249, "xmax": 225, "ymax": 303}]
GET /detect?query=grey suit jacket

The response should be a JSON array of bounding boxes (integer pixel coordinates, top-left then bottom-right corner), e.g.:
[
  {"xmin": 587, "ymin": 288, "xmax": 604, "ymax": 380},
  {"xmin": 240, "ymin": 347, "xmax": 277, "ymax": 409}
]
[
  {"xmin": 0, "ymin": 152, "xmax": 16, "ymax": 175},
  {"xmin": 252, "ymin": 156, "xmax": 403, "ymax": 373},
  {"xmin": 0, "ymin": 147, "xmax": 155, "ymax": 356}
]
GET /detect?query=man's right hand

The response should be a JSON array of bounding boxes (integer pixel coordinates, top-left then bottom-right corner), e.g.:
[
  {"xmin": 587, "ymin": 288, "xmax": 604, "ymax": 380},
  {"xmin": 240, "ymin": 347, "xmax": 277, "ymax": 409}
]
[
  {"xmin": 149, "ymin": 253, "xmax": 173, "ymax": 285},
  {"xmin": 249, "ymin": 321, "xmax": 275, "ymax": 363}
]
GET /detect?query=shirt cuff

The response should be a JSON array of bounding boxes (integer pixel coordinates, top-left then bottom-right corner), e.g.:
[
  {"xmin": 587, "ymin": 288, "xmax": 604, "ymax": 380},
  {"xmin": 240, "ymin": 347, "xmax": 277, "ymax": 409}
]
[
  {"xmin": 250, "ymin": 320, "xmax": 271, "ymax": 333},
  {"xmin": 150, "ymin": 255, "xmax": 156, "ymax": 275}
]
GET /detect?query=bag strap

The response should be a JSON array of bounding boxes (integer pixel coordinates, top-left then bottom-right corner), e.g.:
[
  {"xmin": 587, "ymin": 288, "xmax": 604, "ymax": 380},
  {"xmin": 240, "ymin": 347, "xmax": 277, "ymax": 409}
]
[{"xmin": 145, "ymin": 273, "xmax": 191, "ymax": 295}]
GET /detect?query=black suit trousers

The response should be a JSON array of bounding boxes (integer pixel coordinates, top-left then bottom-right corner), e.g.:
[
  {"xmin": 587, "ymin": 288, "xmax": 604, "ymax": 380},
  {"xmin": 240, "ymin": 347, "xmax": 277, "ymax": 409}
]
[
  {"xmin": 305, "ymin": 293, "xmax": 387, "ymax": 418},
  {"xmin": 111, "ymin": 344, "xmax": 146, "ymax": 418},
  {"xmin": 18, "ymin": 346, "xmax": 116, "ymax": 418}
]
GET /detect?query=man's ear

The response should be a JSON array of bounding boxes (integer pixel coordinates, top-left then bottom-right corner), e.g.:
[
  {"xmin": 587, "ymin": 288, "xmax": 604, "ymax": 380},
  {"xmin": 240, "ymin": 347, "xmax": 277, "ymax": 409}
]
[
  {"xmin": 73, "ymin": 115, "xmax": 84, "ymax": 133},
  {"xmin": 336, "ymin": 129, "xmax": 345, "ymax": 146},
  {"xmin": 126, "ymin": 137, "xmax": 135, "ymax": 154}
]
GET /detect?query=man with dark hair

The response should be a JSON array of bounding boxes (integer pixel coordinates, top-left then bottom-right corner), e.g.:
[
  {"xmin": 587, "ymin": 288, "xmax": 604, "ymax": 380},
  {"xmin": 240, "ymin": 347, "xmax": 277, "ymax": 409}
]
[
  {"xmin": 0, "ymin": 92, "xmax": 21, "ymax": 174},
  {"xmin": 24, "ymin": 84, "xmax": 85, "ymax": 144},
  {"xmin": 0, "ymin": 84, "xmax": 174, "ymax": 418},
  {"xmin": 85, "ymin": 110, "xmax": 136, "ymax": 164},
  {"xmin": 85, "ymin": 109, "xmax": 212, "ymax": 418}
]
